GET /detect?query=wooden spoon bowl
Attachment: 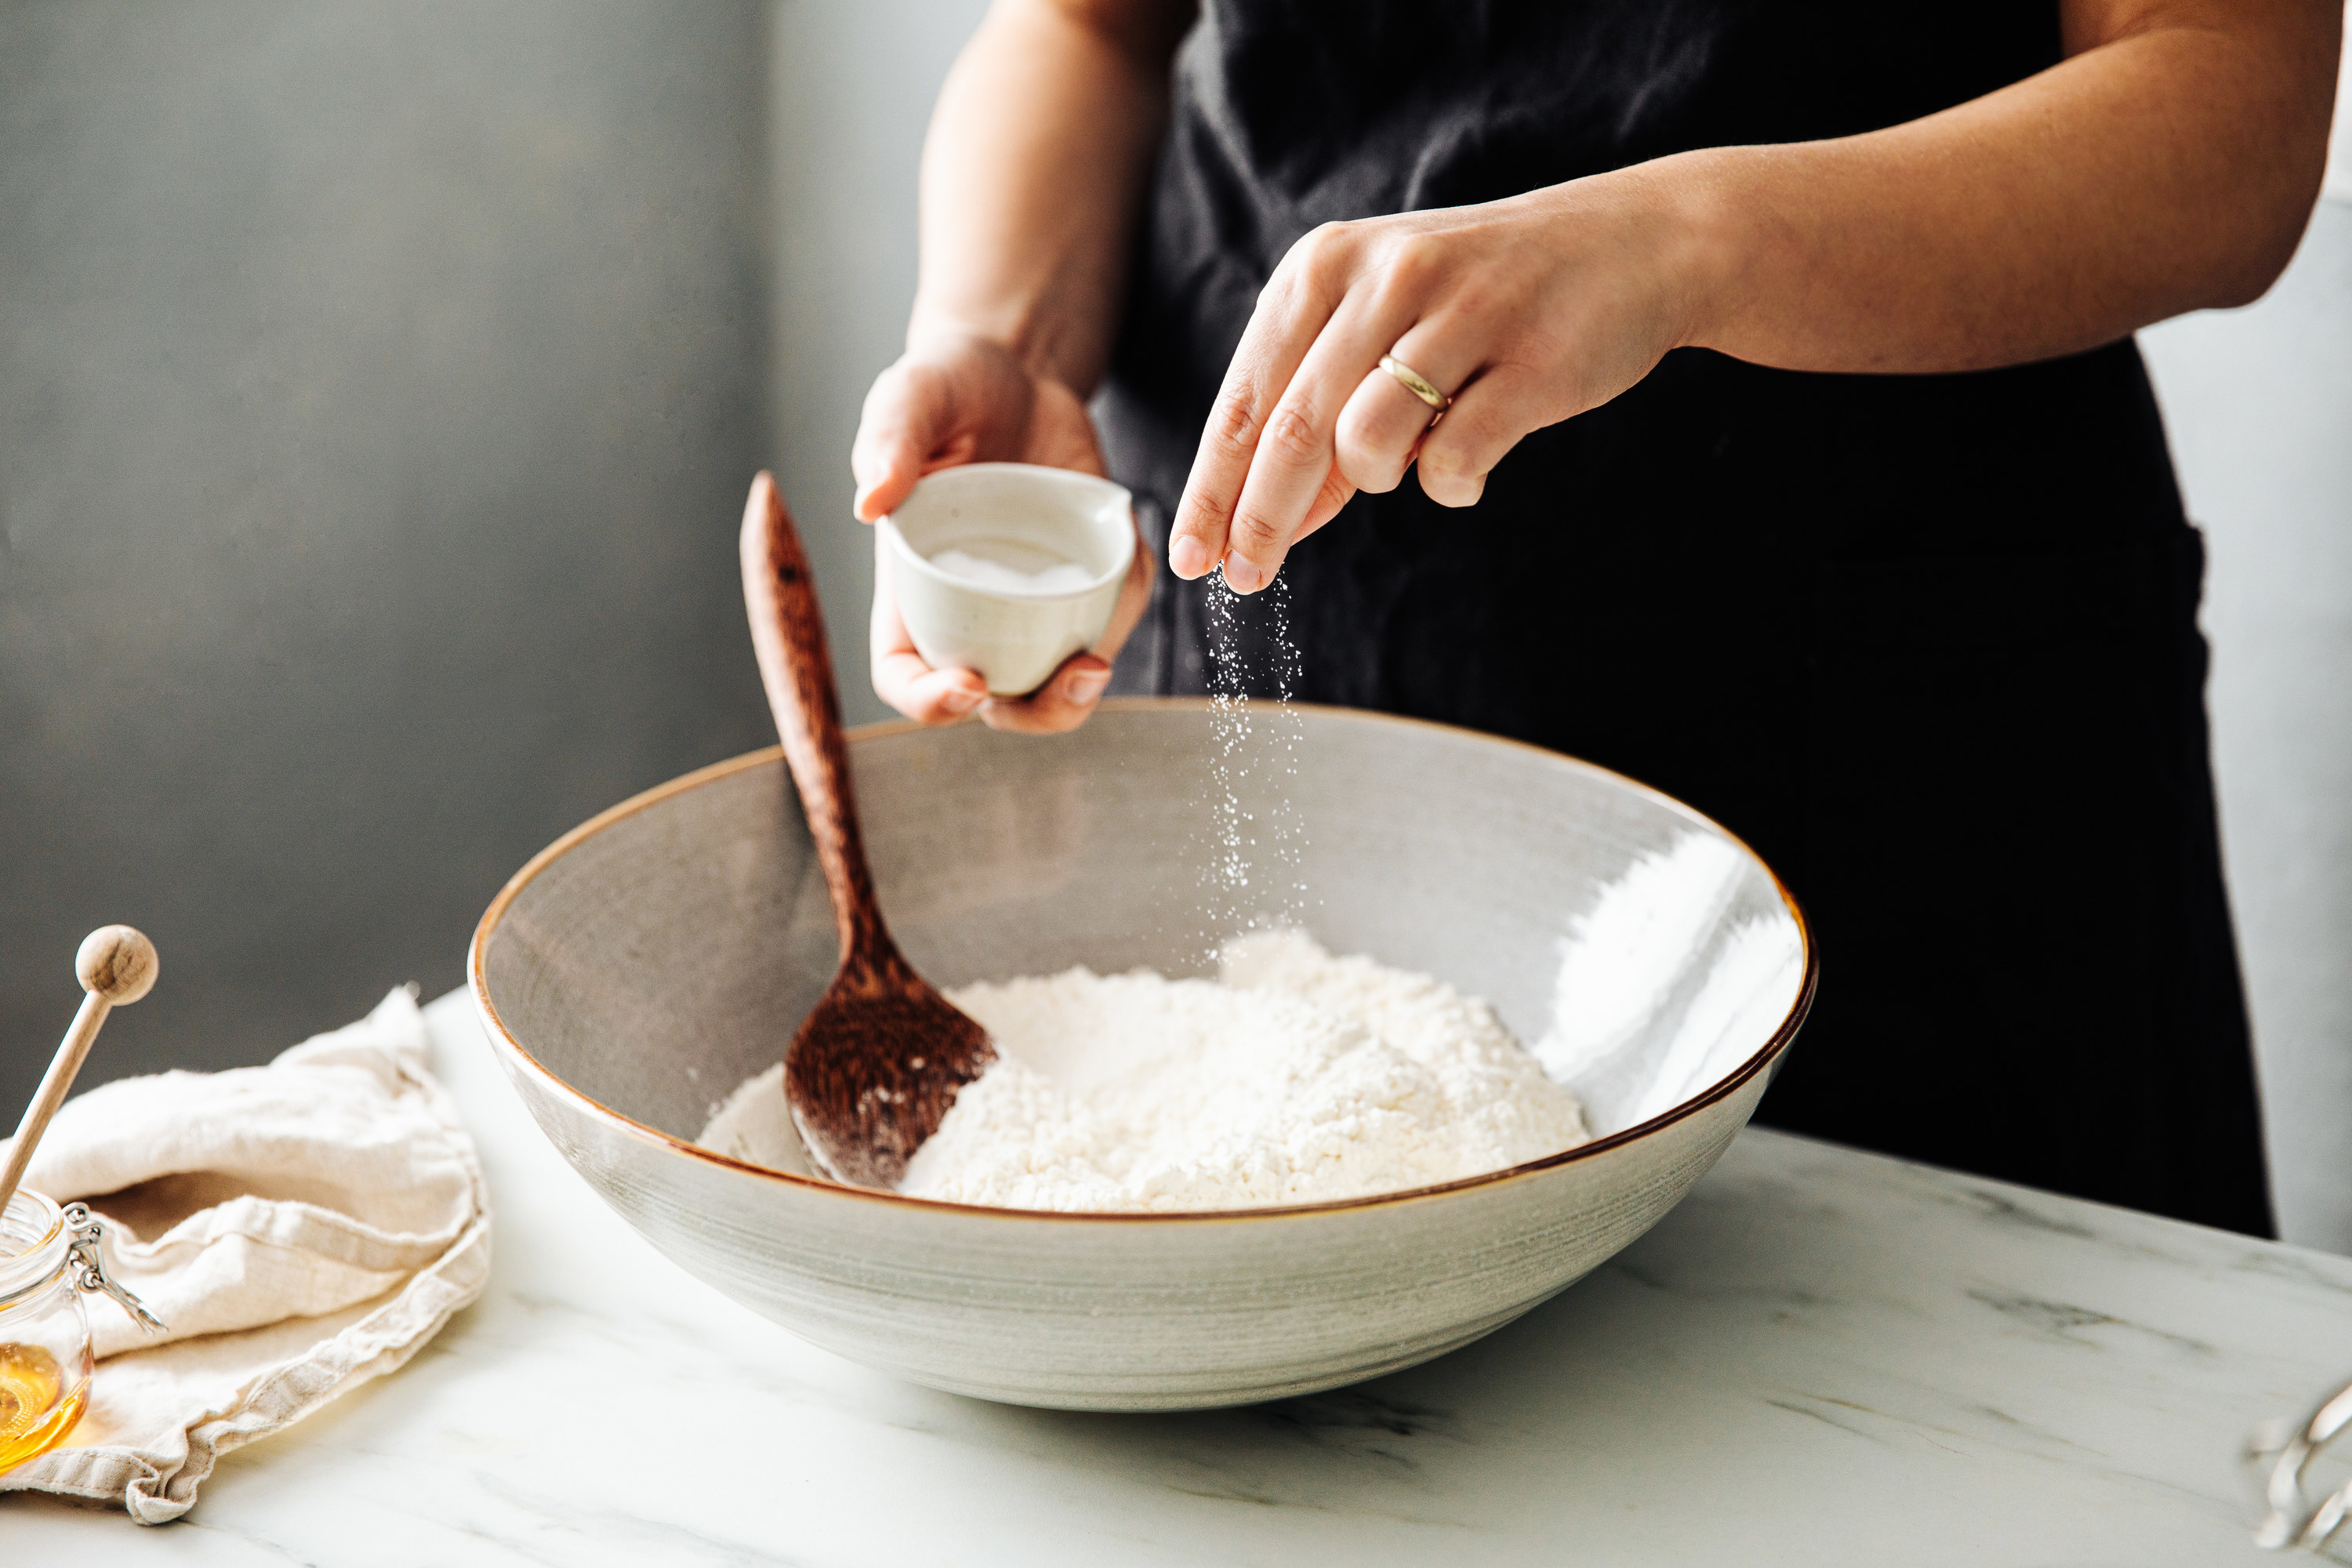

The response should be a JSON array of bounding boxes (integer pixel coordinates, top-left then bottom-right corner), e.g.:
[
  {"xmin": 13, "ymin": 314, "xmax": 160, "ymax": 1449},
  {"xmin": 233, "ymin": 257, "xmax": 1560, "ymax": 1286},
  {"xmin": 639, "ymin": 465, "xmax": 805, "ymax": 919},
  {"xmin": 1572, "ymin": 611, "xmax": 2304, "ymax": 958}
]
[{"xmin": 739, "ymin": 473, "xmax": 995, "ymax": 1189}]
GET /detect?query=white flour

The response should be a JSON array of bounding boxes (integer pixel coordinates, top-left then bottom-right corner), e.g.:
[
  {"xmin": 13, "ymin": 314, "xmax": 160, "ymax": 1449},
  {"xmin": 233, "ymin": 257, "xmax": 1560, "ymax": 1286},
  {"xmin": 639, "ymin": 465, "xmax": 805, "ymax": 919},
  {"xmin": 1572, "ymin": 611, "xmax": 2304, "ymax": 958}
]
[{"xmin": 699, "ymin": 931, "xmax": 1590, "ymax": 1213}]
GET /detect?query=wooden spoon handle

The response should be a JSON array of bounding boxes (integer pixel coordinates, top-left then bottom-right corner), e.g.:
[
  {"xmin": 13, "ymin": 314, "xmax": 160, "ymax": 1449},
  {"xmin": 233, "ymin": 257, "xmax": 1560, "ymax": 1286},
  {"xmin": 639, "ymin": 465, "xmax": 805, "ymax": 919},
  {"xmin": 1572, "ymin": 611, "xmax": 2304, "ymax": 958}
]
[
  {"xmin": 739, "ymin": 473, "xmax": 894, "ymax": 972},
  {"xmin": 0, "ymin": 927, "xmax": 157, "ymax": 1218}
]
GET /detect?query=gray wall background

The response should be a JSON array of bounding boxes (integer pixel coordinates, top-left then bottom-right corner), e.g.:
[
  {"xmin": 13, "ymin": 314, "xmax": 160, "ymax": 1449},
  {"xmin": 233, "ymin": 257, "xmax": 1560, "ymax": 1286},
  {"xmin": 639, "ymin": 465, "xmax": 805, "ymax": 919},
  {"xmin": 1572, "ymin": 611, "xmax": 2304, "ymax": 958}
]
[
  {"xmin": 768, "ymin": 0, "xmax": 988, "ymax": 731},
  {"xmin": 1, "ymin": 2, "xmax": 776, "ymax": 1101},
  {"xmin": 2143, "ymin": 200, "xmax": 2352, "ymax": 1253},
  {"xmin": 4, "ymin": 2, "xmax": 2348, "ymax": 1251}
]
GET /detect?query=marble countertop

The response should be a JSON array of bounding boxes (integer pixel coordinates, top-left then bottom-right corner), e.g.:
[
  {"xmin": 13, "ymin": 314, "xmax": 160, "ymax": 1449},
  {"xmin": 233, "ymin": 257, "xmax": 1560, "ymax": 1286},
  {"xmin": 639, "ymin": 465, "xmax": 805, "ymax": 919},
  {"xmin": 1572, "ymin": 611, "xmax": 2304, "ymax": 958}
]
[{"xmin": 7, "ymin": 988, "xmax": 2349, "ymax": 1563}]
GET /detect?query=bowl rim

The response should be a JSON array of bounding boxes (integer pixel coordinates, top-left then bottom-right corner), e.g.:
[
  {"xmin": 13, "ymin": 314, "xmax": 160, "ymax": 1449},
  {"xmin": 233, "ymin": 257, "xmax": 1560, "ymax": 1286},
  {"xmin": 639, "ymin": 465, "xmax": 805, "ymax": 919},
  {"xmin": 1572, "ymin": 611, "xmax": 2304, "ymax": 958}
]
[
  {"xmin": 469, "ymin": 697, "xmax": 1818, "ymax": 1225},
  {"xmin": 880, "ymin": 463, "xmax": 1136, "ymax": 603}
]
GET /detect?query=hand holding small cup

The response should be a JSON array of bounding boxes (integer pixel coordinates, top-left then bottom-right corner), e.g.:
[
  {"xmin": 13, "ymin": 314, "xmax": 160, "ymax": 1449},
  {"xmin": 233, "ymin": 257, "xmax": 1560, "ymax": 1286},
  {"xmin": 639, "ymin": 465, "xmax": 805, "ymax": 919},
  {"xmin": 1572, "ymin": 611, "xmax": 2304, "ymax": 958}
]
[{"xmin": 853, "ymin": 331, "xmax": 1154, "ymax": 734}]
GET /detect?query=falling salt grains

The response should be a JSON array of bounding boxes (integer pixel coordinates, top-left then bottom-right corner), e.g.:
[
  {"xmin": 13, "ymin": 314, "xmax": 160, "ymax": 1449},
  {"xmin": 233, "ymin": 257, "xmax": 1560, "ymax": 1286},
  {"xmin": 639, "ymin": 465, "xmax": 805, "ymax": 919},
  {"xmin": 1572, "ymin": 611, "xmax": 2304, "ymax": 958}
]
[
  {"xmin": 1258, "ymin": 573, "xmax": 1309, "ymax": 926},
  {"xmin": 1200, "ymin": 568, "xmax": 1312, "ymax": 959}
]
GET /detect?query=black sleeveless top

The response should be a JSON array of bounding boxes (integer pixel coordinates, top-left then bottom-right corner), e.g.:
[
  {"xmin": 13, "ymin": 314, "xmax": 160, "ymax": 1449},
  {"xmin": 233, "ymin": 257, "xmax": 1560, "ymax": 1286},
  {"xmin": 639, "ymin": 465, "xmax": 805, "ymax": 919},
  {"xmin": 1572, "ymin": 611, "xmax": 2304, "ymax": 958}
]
[{"xmin": 1098, "ymin": 0, "xmax": 2274, "ymax": 1236}]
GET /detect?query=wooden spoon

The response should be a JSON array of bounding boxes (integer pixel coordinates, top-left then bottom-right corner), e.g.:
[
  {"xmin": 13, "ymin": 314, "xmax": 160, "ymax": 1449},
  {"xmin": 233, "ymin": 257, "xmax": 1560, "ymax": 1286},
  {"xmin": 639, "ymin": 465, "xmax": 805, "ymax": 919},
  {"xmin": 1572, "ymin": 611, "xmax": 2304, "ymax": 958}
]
[
  {"xmin": 0, "ymin": 927, "xmax": 158, "ymax": 1218},
  {"xmin": 739, "ymin": 472, "xmax": 995, "ymax": 1189}
]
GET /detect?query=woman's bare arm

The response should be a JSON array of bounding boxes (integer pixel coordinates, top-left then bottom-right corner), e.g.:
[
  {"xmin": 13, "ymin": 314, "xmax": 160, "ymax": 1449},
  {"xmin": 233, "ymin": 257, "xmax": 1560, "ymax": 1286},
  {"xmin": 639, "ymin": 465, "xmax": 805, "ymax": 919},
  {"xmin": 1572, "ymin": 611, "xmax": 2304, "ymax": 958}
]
[
  {"xmin": 1679, "ymin": 0, "xmax": 2342, "ymax": 372},
  {"xmin": 1167, "ymin": 0, "xmax": 2341, "ymax": 590},
  {"xmin": 851, "ymin": 0, "xmax": 1191, "ymax": 731},
  {"xmin": 909, "ymin": 0, "xmax": 1192, "ymax": 398}
]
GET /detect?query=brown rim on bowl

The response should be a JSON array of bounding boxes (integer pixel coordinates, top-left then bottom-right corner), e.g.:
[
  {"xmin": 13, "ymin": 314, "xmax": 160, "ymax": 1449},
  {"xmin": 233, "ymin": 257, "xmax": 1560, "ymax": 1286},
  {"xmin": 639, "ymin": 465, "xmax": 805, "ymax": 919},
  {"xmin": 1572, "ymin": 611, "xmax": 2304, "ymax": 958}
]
[{"xmin": 469, "ymin": 697, "xmax": 1818, "ymax": 1224}]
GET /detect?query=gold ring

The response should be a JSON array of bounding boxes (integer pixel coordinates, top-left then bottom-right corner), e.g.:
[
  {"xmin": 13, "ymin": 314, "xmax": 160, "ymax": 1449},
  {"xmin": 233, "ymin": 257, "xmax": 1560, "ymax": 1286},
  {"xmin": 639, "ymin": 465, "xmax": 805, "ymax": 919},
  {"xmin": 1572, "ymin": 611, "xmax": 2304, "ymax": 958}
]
[{"xmin": 1377, "ymin": 354, "xmax": 1451, "ymax": 412}]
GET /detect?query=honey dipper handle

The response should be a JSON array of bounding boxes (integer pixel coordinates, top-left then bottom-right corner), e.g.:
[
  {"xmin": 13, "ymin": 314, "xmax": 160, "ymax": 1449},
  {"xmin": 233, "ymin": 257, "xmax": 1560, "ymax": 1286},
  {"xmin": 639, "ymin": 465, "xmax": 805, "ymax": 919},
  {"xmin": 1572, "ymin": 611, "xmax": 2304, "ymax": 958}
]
[
  {"xmin": 739, "ymin": 473, "xmax": 898, "ymax": 975},
  {"xmin": 0, "ymin": 927, "xmax": 158, "ymax": 1218}
]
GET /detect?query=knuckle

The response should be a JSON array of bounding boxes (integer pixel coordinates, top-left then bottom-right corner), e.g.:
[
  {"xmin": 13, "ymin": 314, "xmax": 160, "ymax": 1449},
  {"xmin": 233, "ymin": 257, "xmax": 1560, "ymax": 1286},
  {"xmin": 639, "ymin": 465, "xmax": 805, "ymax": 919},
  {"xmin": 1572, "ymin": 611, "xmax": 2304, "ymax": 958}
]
[
  {"xmin": 1176, "ymin": 490, "xmax": 1233, "ymax": 543},
  {"xmin": 891, "ymin": 357, "xmax": 946, "ymax": 407},
  {"xmin": 1205, "ymin": 389, "xmax": 1264, "ymax": 456},
  {"xmin": 1417, "ymin": 412, "xmax": 1515, "ymax": 507},
  {"xmin": 1174, "ymin": 499, "xmax": 1231, "ymax": 546},
  {"xmin": 1330, "ymin": 421, "xmax": 1371, "ymax": 473},
  {"xmin": 1333, "ymin": 396, "xmax": 1394, "ymax": 456},
  {"xmin": 1274, "ymin": 221, "xmax": 1359, "ymax": 303},
  {"xmin": 1417, "ymin": 441, "xmax": 1477, "ymax": 481},
  {"xmin": 1259, "ymin": 401, "xmax": 1325, "ymax": 466},
  {"xmin": 1415, "ymin": 456, "xmax": 1481, "ymax": 506},
  {"xmin": 1380, "ymin": 234, "xmax": 1443, "ymax": 296},
  {"xmin": 1228, "ymin": 506, "xmax": 1286, "ymax": 554},
  {"xmin": 1294, "ymin": 220, "xmax": 1355, "ymax": 270},
  {"xmin": 866, "ymin": 359, "xmax": 951, "ymax": 441},
  {"xmin": 1334, "ymin": 440, "xmax": 1404, "ymax": 495}
]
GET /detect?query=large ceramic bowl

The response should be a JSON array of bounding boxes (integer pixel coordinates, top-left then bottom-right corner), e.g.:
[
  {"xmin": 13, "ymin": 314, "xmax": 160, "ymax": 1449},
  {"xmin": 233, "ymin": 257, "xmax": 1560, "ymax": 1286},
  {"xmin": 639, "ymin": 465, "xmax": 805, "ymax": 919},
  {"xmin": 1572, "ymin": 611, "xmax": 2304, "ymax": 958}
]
[{"xmin": 470, "ymin": 699, "xmax": 1813, "ymax": 1411}]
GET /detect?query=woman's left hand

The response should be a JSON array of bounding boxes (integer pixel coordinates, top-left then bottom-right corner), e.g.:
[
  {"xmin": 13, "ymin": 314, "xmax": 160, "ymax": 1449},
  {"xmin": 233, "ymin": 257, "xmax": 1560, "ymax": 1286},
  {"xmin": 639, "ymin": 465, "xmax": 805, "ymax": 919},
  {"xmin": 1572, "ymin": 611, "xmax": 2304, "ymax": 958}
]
[{"xmin": 1166, "ymin": 173, "xmax": 1707, "ymax": 593}]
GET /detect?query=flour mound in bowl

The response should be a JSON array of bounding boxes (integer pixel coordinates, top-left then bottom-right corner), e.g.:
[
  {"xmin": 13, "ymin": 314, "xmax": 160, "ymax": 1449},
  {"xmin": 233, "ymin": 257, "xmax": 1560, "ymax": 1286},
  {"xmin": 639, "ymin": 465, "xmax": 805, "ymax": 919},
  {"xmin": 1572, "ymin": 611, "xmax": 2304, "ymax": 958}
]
[
  {"xmin": 906, "ymin": 931, "xmax": 1590, "ymax": 1210},
  {"xmin": 697, "ymin": 930, "xmax": 1588, "ymax": 1212},
  {"xmin": 701, "ymin": 932, "xmax": 1589, "ymax": 1211}
]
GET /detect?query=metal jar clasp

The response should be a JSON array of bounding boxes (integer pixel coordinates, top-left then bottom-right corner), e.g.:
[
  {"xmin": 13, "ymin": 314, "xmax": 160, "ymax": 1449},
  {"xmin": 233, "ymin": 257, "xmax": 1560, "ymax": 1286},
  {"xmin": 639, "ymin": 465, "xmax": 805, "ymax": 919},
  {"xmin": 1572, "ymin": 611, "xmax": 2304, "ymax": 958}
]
[{"xmin": 60, "ymin": 1202, "xmax": 166, "ymax": 1334}]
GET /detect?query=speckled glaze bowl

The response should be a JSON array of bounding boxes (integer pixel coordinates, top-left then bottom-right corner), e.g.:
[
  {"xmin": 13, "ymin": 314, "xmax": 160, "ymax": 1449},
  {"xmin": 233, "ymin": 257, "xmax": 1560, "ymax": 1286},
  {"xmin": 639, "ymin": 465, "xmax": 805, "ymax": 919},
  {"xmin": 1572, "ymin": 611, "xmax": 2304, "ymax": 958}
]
[{"xmin": 470, "ymin": 700, "xmax": 1813, "ymax": 1411}]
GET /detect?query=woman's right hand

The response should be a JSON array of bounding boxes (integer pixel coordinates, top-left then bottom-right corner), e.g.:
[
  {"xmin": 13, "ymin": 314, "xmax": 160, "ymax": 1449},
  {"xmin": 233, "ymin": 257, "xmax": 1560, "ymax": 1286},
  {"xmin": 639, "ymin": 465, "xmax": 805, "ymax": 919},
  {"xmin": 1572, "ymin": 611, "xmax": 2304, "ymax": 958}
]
[{"xmin": 851, "ymin": 329, "xmax": 1152, "ymax": 734}]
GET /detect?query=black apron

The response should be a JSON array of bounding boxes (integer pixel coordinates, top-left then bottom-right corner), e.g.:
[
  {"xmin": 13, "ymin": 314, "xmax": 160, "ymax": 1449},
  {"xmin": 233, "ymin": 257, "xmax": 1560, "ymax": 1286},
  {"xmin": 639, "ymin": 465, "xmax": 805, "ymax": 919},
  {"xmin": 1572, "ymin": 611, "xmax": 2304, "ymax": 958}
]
[{"xmin": 1098, "ymin": 0, "xmax": 2275, "ymax": 1236}]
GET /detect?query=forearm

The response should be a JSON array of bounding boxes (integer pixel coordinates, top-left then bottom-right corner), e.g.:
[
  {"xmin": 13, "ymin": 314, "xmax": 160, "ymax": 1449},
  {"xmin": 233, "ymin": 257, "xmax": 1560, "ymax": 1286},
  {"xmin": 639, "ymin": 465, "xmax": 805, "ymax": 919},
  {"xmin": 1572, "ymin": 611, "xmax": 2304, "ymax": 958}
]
[
  {"xmin": 1664, "ymin": 0, "xmax": 2339, "ymax": 373},
  {"xmin": 911, "ymin": 0, "xmax": 1190, "ymax": 394}
]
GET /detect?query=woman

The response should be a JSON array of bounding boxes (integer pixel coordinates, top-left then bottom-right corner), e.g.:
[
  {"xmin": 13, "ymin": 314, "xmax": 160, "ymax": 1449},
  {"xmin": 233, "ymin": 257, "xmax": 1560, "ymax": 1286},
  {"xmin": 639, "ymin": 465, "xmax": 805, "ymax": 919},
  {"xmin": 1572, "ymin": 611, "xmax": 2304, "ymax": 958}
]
[{"xmin": 848, "ymin": 0, "xmax": 2339, "ymax": 1235}]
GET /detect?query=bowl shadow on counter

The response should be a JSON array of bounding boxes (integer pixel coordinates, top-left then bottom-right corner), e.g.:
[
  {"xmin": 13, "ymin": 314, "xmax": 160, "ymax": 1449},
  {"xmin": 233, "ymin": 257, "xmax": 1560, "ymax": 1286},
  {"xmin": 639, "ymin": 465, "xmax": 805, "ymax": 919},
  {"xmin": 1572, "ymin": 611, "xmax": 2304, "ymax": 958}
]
[{"xmin": 956, "ymin": 1155, "xmax": 1908, "ymax": 1526}]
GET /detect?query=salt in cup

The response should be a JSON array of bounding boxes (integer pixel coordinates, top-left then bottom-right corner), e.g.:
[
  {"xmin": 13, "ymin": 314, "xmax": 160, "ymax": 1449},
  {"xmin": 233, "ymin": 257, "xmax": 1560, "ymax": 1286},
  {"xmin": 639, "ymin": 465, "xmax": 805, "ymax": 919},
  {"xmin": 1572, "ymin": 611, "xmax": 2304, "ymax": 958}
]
[{"xmin": 879, "ymin": 463, "xmax": 1136, "ymax": 697}]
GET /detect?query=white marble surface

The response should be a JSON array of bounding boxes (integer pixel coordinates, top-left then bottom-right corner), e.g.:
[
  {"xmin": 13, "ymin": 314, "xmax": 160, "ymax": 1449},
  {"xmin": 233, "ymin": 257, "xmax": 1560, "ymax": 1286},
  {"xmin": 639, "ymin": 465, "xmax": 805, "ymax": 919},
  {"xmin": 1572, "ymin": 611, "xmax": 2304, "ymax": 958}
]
[{"xmin": 6, "ymin": 989, "xmax": 2348, "ymax": 1563}]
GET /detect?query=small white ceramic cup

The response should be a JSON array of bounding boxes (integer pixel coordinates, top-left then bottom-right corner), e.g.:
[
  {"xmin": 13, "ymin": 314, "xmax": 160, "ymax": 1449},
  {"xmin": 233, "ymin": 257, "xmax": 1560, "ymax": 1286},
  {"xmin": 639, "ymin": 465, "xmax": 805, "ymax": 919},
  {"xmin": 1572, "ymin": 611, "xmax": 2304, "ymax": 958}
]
[{"xmin": 880, "ymin": 463, "xmax": 1137, "ymax": 697}]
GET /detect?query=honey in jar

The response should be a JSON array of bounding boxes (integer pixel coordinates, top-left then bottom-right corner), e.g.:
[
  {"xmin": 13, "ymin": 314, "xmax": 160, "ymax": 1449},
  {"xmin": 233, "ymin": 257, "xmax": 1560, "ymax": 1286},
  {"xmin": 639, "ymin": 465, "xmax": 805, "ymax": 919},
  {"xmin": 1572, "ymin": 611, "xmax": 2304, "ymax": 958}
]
[
  {"xmin": 0, "ymin": 1189, "xmax": 95, "ymax": 1476},
  {"xmin": 0, "ymin": 1340, "xmax": 87, "ymax": 1473}
]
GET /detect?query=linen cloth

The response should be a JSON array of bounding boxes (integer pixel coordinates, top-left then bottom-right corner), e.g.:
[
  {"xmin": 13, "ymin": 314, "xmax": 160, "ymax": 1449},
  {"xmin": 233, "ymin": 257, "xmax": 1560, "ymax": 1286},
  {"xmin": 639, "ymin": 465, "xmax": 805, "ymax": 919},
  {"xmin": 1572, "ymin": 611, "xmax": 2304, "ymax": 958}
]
[{"xmin": 0, "ymin": 987, "xmax": 489, "ymax": 1523}]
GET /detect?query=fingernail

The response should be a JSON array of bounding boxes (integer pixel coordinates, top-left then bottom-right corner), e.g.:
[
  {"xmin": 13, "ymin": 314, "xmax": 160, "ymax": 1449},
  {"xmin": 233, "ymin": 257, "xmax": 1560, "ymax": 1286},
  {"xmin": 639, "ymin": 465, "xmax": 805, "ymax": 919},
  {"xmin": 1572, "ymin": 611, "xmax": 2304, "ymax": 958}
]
[
  {"xmin": 1168, "ymin": 535, "xmax": 1210, "ymax": 578},
  {"xmin": 1221, "ymin": 555, "xmax": 1266, "ymax": 594},
  {"xmin": 940, "ymin": 687, "xmax": 983, "ymax": 716},
  {"xmin": 1065, "ymin": 667, "xmax": 1110, "ymax": 706}
]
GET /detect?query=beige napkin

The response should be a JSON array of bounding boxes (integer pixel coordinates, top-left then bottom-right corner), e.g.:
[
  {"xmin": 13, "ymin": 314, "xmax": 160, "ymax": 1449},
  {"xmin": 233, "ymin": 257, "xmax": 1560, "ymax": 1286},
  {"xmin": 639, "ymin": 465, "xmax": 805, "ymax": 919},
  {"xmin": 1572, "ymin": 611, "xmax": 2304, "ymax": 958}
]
[{"xmin": 0, "ymin": 987, "xmax": 490, "ymax": 1523}]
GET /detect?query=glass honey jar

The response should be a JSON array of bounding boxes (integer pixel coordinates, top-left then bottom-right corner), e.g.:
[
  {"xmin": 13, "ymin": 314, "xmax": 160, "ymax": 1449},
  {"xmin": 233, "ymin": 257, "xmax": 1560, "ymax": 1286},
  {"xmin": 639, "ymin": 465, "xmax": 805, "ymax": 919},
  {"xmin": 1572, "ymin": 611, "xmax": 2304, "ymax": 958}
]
[
  {"xmin": 0, "ymin": 1189, "xmax": 93, "ymax": 1475},
  {"xmin": 0, "ymin": 1188, "xmax": 159, "ymax": 1476}
]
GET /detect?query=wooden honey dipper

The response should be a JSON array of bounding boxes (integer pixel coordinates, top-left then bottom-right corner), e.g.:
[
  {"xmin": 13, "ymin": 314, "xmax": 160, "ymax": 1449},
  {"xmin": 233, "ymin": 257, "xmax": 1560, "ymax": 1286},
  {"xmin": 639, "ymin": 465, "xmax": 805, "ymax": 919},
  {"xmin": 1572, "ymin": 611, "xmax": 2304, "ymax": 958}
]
[{"xmin": 0, "ymin": 927, "xmax": 158, "ymax": 1218}]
